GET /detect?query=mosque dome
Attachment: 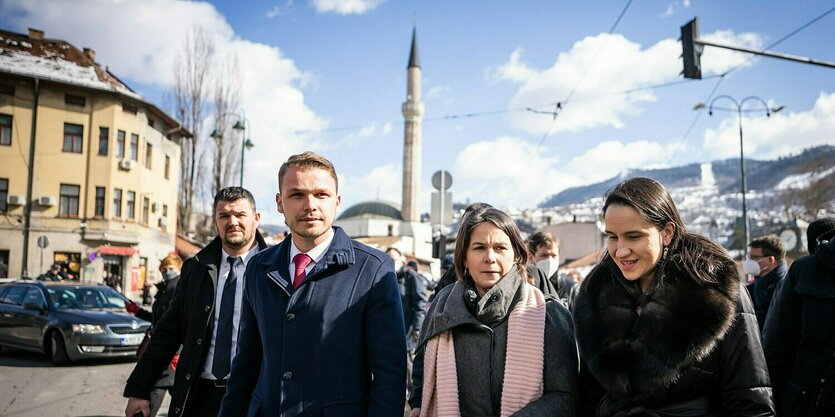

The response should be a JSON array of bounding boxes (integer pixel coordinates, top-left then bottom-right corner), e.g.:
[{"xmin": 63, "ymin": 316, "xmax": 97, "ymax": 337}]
[{"xmin": 337, "ymin": 200, "xmax": 404, "ymax": 221}]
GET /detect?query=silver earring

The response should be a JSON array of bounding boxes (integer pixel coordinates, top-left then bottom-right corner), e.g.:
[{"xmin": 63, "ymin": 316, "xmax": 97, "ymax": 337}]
[{"xmin": 662, "ymin": 245, "xmax": 669, "ymax": 260}]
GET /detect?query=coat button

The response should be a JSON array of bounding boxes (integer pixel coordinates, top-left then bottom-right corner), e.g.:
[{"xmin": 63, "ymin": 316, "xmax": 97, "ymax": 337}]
[
  {"xmin": 283, "ymin": 371, "xmax": 293, "ymax": 380},
  {"xmin": 185, "ymin": 373, "xmax": 191, "ymax": 380},
  {"xmin": 286, "ymin": 313, "xmax": 295, "ymax": 322},
  {"xmin": 174, "ymin": 407, "xmax": 181, "ymax": 414},
  {"xmin": 491, "ymin": 294, "xmax": 500, "ymax": 301},
  {"xmin": 197, "ymin": 338, "xmax": 202, "ymax": 345},
  {"xmin": 204, "ymin": 305, "xmax": 211, "ymax": 312}
]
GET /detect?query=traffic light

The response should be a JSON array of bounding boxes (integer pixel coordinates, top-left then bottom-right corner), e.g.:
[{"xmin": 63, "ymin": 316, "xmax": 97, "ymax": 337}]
[{"xmin": 680, "ymin": 17, "xmax": 703, "ymax": 79}]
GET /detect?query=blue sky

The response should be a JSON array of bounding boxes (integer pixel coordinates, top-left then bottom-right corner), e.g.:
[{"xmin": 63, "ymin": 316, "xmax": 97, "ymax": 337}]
[{"xmin": 2, "ymin": 0, "xmax": 834, "ymax": 226}]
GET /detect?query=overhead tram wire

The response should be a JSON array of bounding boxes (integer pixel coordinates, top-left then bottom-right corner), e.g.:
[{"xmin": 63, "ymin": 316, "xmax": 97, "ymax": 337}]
[{"xmin": 679, "ymin": 5, "xmax": 835, "ymax": 145}]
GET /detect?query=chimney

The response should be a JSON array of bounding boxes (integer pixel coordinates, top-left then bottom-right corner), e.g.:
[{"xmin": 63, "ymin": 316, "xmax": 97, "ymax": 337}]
[
  {"xmin": 28, "ymin": 28, "xmax": 44, "ymax": 41},
  {"xmin": 83, "ymin": 48, "xmax": 96, "ymax": 62}
]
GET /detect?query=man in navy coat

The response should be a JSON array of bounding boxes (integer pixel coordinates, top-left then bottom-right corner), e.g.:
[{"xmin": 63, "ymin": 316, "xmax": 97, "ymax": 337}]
[{"xmin": 219, "ymin": 151, "xmax": 406, "ymax": 417}]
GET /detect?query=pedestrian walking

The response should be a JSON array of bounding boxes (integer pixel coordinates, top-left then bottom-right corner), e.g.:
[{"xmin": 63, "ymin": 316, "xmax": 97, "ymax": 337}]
[
  {"xmin": 763, "ymin": 217, "xmax": 835, "ymax": 417},
  {"xmin": 124, "ymin": 254, "xmax": 184, "ymax": 417},
  {"xmin": 743, "ymin": 234, "xmax": 787, "ymax": 330},
  {"xmin": 123, "ymin": 186, "xmax": 267, "ymax": 417},
  {"xmin": 37, "ymin": 263, "xmax": 63, "ymax": 281},
  {"xmin": 573, "ymin": 177, "xmax": 774, "ymax": 416},
  {"xmin": 386, "ymin": 247, "xmax": 428, "ymax": 398},
  {"xmin": 218, "ymin": 151, "xmax": 406, "ymax": 416},
  {"xmin": 409, "ymin": 206, "xmax": 578, "ymax": 417}
]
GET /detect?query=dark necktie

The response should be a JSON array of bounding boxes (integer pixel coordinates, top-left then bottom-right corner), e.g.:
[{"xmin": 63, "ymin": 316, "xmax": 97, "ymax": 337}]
[
  {"xmin": 293, "ymin": 253, "xmax": 312, "ymax": 289},
  {"xmin": 212, "ymin": 256, "xmax": 239, "ymax": 380}
]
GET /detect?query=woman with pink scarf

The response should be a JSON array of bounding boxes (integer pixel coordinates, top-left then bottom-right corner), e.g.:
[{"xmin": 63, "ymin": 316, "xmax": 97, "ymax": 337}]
[{"xmin": 408, "ymin": 206, "xmax": 578, "ymax": 417}]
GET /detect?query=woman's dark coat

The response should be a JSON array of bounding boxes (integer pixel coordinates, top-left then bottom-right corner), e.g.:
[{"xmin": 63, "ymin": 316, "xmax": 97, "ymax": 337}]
[
  {"xmin": 573, "ymin": 252, "xmax": 775, "ymax": 416},
  {"xmin": 762, "ymin": 244, "xmax": 835, "ymax": 417},
  {"xmin": 134, "ymin": 275, "xmax": 180, "ymax": 388},
  {"xmin": 409, "ymin": 268, "xmax": 578, "ymax": 417}
]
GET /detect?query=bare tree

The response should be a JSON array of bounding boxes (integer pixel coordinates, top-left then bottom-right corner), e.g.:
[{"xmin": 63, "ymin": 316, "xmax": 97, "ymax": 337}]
[
  {"xmin": 173, "ymin": 28, "xmax": 214, "ymax": 235},
  {"xmin": 210, "ymin": 56, "xmax": 242, "ymax": 198}
]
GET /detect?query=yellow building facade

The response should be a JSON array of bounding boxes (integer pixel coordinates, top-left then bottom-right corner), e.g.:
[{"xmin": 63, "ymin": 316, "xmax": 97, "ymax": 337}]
[{"xmin": 0, "ymin": 28, "xmax": 189, "ymax": 297}]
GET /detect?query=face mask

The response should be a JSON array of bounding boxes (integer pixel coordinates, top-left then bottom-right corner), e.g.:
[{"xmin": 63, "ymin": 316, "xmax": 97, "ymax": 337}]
[
  {"xmin": 743, "ymin": 259, "xmax": 761, "ymax": 276},
  {"xmin": 536, "ymin": 257, "xmax": 559, "ymax": 278},
  {"xmin": 162, "ymin": 269, "xmax": 178, "ymax": 281}
]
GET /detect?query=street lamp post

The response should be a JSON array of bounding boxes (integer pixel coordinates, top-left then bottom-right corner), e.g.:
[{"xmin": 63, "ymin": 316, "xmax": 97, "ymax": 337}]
[
  {"xmin": 701, "ymin": 95, "xmax": 783, "ymax": 258},
  {"xmin": 210, "ymin": 112, "xmax": 254, "ymax": 188}
]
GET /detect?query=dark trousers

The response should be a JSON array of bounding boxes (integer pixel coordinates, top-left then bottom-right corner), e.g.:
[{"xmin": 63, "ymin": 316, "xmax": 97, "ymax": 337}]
[{"xmin": 181, "ymin": 378, "xmax": 226, "ymax": 417}]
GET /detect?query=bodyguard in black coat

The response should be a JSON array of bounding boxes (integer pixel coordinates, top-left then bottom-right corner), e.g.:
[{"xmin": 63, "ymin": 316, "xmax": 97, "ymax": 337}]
[
  {"xmin": 124, "ymin": 188, "xmax": 267, "ymax": 417},
  {"xmin": 763, "ymin": 217, "xmax": 835, "ymax": 417},
  {"xmin": 573, "ymin": 177, "xmax": 774, "ymax": 416}
]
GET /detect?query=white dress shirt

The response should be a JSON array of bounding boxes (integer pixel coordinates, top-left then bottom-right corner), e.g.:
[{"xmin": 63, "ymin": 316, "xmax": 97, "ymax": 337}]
[
  {"xmin": 288, "ymin": 229, "xmax": 335, "ymax": 286},
  {"xmin": 201, "ymin": 245, "xmax": 259, "ymax": 380}
]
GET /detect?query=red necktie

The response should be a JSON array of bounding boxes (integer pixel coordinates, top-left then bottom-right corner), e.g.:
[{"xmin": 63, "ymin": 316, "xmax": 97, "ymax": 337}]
[{"xmin": 293, "ymin": 253, "xmax": 312, "ymax": 289}]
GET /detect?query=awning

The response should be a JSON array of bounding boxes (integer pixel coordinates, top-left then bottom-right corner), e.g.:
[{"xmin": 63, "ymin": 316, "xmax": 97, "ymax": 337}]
[
  {"xmin": 176, "ymin": 234, "xmax": 202, "ymax": 258},
  {"xmin": 98, "ymin": 245, "xmax": 138, "ymax": 256}
]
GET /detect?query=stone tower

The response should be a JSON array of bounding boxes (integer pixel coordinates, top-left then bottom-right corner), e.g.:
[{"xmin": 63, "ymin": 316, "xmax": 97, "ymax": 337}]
[{"xmin": 401, "ymin": 28, "xmax": 424, "ymax": 222}]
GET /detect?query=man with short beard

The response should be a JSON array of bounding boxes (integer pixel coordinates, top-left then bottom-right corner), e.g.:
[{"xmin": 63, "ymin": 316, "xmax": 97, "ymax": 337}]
[
  {"xmin": 218, "ymin": 151, "xmax": 406, "ymax": 417},
  {"xmin": 124, "ymin": 187, "xmax": 267, "ymax": 417}
]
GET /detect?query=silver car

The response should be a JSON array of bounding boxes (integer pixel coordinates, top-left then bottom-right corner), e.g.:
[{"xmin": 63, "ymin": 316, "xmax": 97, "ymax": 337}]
[{"xmin": 0, "ymin": 280, "xmax": 150, "ymax": 365}]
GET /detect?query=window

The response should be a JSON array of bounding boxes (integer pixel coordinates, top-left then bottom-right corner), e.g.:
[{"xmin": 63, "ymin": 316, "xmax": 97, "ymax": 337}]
[
  {"xmin": 129, "ymin": 134, "xmax": 138, "ymax": 161},
  {"xmin": 142, "ymin": 197, "xmax": 150, "ymax": 225},
  {"xmin": 126, "ymin": 191, "xmax": 136, "ymax": 220},
  {"xmin": 62, "ymin": 123, "xmax": 83, "ymax": 153},
  {"xmin": 59, "ymin": 184, "xmax": 80, "ymax": 217},
  {"xmin": 162, "ymin": 204, "xmax": 168, "ymax": 217},
  {"xmin": 94, "ymin": 186, "xmax": 105, "ymax": 217},
  {"xmin": 116, "ymin": 130, "xmax": 126, "ymax": 158},
  {"xmin": 113, "ymin": 188, "xmax": 122, "ymax": 217},
  {"xmin": 164, "ymin": 155, "xmax": 171, "ymax": 180},
  {"xmin": 0, "ymin": 114, "xmax": 11, "ymax": 146},
  {"xmin": 0, "ymin": 178, "xmax": 7, "ymax": 213},
  {"xmin": 122, "ymin": 103, "xmax": 138, "ymax": 114},
  {"xmin": 0, "ymin": 285, "xmax": 26, "ymax": 305},
  {"xmin": 65, "ymin": 94, "xmax": 86, "ymax": 107},
  {"xmin": 0, "ymin": 249, "xmax": 8, "ymax": 278},
  {"xmin": 145, "ymin": 142, "xmax": 153, "ymax": 169},
  {"xmin": 54, "ymin": 252, "xmax": 81, "ymax": 279},
  {"xmin": 0, "ymin": 84, "xmax": 14, "ymax": 96},
  {"xmin": 147, "ymin": 118, "xmax": 155, "ymax": 128},
  {"xmin": 22, "ymin": 287, "xmax": 47, "ymax": 308},
  {"xmin": 98, "ymin": 127, "xmax": 109, "ymax": 156}
]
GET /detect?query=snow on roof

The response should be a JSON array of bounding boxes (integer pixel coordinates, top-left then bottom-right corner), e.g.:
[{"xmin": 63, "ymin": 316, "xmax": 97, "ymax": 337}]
[{"xmin": 0, "ymin": 30, "xmax": 143, "ymax": 100}]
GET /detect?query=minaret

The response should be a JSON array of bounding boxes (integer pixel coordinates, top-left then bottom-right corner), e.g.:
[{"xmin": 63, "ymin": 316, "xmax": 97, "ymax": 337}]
[{"xmin": 401, "ymin": 28, "xmax": 424, "ymax": 222}]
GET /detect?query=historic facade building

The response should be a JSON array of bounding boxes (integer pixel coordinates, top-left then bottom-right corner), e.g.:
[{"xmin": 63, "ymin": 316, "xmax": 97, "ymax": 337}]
[{"xmin": 0, "ymin": 28, "xmax": 189, "ymax": 295}]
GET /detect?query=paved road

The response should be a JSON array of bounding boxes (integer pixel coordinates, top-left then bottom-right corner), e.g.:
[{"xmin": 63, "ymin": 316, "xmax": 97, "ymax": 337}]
[{"xmin": 0, "ymin": 347, "xmax": 170, "ymax": 417}]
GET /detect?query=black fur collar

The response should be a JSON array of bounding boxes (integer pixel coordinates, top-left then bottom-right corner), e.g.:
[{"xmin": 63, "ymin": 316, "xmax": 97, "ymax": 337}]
[{"xmin": 574, "ymin": 254, "xmax": 739, "ymax": 402}]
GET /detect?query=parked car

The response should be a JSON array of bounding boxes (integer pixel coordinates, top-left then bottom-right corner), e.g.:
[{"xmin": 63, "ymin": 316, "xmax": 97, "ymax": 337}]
[{"xmin": 0, "ymin": 280, "xmax": 150, "ymax": 365}]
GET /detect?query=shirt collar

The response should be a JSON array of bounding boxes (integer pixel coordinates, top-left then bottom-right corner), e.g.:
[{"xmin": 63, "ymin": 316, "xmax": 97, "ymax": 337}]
[
  {"xmin": 221, "ymin": 244, "xmax": 260, "ymax": 267},
  {"xmin": 289, "ymin": 228, "xmax": 335, "ymax": 265}
]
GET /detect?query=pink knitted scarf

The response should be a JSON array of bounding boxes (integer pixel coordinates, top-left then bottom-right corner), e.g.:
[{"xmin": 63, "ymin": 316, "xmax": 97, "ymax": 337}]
[{"xmin": 420, "ymin": 283, "xmax": 547, "ymax": 417}]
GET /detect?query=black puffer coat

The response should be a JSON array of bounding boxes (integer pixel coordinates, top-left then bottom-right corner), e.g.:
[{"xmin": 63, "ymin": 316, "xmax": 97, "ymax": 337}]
[
  {"xmin": 762, "ymin": 243, "xmax": 835, "ymax": 417},
  {"xmin": 574, "ymin": 254, "xmax": 775, "ymax": 416}
]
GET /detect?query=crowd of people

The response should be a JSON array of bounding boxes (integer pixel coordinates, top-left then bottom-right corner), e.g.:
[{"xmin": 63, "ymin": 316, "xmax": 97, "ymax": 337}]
[{"xmin": 120, "ymin": 151, "xmax": 834, "ymax": 417}]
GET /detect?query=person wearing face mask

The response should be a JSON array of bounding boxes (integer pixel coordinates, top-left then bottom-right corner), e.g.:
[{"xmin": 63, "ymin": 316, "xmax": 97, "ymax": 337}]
[
  {"xmin": 743, "ymin": 235, "xmax": 787, "ymax": 331},
  {"xmin": 125, "ymin": 254, "xmax": 184, "ymax": 417},
  {"xmin": 763, "ymin": 217, "xmax": 835, "ymax": 417},
  {"xmin": 527, "ymin": 231, "xmax": 569, "ymax": 306},
  {"xmin": 386, "ymin": 246, "xmax": 428, "ymax": 398}
]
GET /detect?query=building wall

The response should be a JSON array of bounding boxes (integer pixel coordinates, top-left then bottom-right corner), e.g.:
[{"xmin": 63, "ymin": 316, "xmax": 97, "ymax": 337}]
[{"xmin": 0, "ymin": 77, "xmax": 181, "ymax": 299}]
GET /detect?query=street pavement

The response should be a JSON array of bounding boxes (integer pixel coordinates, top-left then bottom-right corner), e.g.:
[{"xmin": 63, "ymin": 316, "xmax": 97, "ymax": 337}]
[{"xmin": 0, "ymin": 347, "xmax": 169, "ymax": 417}]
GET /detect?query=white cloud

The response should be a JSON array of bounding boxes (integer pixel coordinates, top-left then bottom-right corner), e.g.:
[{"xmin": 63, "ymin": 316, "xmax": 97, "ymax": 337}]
[
  {"xmin": 702, "ymin": 91, "xmax": 835, "ymax": 160},
  {"xmin": 683, "ymin": 0, "xmax": 691, "ymax": 7},
  {"xmin": 660, "ymin": 4, "xmax": 675, "ymax": 18},
  {"xmin": 266, "ymin": 5, "xmax": 281, "ymax": 18},
  {"xmin": 311, "ymin": 0, "xmax": 385, "ymax": 15},
  {"xmin": 0, "ymin": 0, "xmax": 327, "ymax": 225},
  {"xmin": 495, "ymin": 31, "xmax": 764, "ymax": 135},
  {"xmin": 338, "ymin": 164, "xmax": 402, "ymax": 211},
  {"xmin": 451, "ymin": 136, "xmax": 686, "ymax": 208}
]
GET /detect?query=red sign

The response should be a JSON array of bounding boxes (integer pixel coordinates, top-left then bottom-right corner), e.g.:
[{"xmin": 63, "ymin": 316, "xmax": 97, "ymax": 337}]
[{"xmin": 98, "ymin": 246, "xmax": 138, "ymax": 256}]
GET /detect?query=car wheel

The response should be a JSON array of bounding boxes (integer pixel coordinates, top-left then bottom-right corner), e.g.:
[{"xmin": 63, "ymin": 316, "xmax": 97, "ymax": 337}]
[{"xmin": 50, "ymin": 331, "xmax": 71, "ymax": 366}]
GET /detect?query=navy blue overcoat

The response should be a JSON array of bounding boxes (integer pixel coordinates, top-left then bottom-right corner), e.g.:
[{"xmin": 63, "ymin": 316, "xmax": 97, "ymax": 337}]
[{"xmin": 219, "ymin": 226, "xmax": 407, "ymax": 416}]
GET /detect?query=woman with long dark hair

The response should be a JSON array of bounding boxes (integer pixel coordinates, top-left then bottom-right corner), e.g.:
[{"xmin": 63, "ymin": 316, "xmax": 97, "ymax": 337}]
[
  {"xmin": 573, "ymin": 177, "xmax": 774, "ymax": 416},
  {"xmin": 409, "ymin": 206, "xmax": 577, "ymax": 417}
]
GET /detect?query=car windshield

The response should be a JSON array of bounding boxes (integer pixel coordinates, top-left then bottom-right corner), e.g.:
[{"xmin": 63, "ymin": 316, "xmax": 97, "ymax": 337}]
[{"xmin": 47, "ymin": 286, "xmax": 128, "ymax": 310}]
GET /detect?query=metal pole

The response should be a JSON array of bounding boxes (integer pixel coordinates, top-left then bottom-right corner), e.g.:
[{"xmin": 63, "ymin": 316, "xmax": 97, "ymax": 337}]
[
  {"xmin": 439, "ymin": 171, "xmax": 445, "ymax": 258},
  {"xmin": 737, "ymin": 107, "xmax": 750, "ymax": 258},
  {"xmin": 696, "ymin": 39, "xmax": 835, "ymax": 70},
  {"xmin": 239, "ymin": 124, "xmax": 245, "ymax": 187}
]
